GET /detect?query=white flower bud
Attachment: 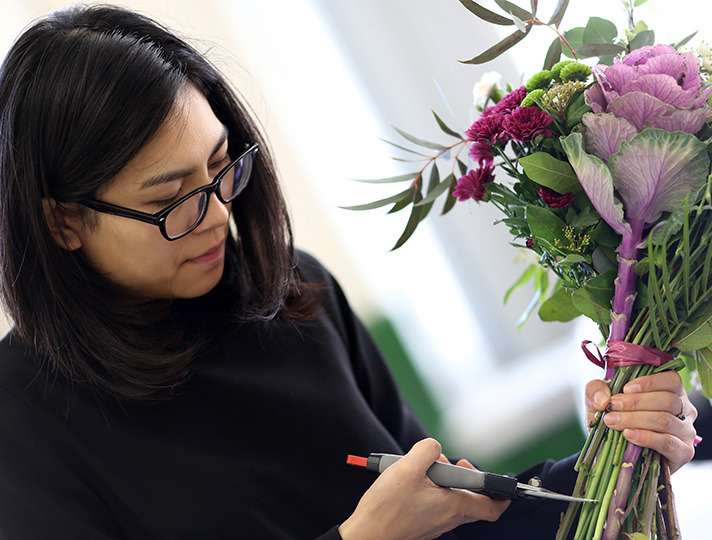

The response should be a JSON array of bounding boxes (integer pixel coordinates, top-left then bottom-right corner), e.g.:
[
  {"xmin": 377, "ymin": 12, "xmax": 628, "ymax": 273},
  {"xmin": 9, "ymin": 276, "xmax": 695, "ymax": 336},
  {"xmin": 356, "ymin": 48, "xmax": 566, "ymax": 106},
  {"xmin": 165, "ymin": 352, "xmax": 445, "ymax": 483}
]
[{"xmin": 472, "ymin": 71, "xmax": 502, "ymax": 103}]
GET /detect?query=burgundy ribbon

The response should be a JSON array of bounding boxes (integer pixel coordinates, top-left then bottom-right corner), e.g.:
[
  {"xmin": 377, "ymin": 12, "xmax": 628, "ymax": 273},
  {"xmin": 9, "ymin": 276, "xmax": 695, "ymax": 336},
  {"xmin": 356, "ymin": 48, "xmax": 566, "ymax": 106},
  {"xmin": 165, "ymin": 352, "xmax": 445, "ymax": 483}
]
[{"xmin": 581, "ymin": 339, "xmax": 675, "ymax": 370}]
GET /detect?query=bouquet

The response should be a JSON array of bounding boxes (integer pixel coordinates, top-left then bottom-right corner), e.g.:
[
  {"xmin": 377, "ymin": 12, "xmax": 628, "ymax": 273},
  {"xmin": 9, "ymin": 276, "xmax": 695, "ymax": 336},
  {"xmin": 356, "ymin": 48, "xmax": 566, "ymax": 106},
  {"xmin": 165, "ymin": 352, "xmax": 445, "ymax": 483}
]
[{"xmin": 347, "ymin": 1, "xmax": 712, "ymax": 538}]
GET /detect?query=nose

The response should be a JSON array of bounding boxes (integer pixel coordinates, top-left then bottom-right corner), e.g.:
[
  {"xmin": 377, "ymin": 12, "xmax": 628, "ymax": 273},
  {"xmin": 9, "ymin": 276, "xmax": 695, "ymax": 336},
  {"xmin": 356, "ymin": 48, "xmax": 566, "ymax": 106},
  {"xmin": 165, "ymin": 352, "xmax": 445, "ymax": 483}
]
[{"xmin": 195, "ymin": 190, "xmax": 231, "ymax": 234}]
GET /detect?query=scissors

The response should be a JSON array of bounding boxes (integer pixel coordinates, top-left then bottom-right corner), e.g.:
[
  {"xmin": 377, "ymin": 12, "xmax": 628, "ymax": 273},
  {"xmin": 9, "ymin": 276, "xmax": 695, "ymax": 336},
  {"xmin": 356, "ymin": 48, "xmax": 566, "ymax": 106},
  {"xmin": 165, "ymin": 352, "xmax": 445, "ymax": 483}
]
[{"xmin": 347, "ymin": 453, "xmax": 595, "ymax": 503}]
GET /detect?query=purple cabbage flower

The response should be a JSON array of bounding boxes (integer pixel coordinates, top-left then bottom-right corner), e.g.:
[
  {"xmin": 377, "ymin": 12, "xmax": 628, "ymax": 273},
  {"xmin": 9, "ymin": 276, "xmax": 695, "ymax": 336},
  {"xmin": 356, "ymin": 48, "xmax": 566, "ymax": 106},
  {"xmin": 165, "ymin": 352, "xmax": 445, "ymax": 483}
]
[{"xmin": 585, "ymin": 44, "xmax": 712, "ymax": 134}]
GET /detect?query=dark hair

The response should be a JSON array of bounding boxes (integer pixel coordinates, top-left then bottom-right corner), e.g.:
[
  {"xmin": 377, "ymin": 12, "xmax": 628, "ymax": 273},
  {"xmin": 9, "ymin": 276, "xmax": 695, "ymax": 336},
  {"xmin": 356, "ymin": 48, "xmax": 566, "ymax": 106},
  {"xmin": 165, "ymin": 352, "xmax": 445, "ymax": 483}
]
[{"xmin": 0, "ymin": 4, "xmax": 318, "ymax": 400}]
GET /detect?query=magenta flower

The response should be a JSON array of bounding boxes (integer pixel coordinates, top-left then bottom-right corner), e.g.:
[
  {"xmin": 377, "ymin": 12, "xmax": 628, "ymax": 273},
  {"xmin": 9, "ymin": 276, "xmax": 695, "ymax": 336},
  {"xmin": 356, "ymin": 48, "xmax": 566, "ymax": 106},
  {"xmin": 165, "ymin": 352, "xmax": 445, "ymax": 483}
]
[
  {"xmin": 467, "ymin": 140, "xmax": 496, "ymax": 166},
  {"xmin": 489, "ymin": 85, "xmax": 528, "ymax": 115},
  {"xmin": 465, "ymin": 114, "xmax": 506, "ymax": 143},
  {"xmin": 585, "ymin": 44, "xmax": 712, "ymax": 134},
  {"xmin": 453, "ymin": 165, "xmax": 495, "ymax": 201},
  {"xmin": 503, "ymin": 106, "xmax": 554, "ymax": 141},
  {"xmin": 537, "ymin": 186, "xmax": 575, "ymax": 208}
]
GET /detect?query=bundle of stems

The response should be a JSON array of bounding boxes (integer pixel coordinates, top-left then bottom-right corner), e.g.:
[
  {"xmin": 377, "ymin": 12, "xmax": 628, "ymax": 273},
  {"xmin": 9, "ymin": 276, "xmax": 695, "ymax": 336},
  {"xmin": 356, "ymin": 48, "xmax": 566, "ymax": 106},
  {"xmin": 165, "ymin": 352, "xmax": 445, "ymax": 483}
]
[{"xmin": 556, "ymin": 179, "xmax": 712, "ymax": 539}]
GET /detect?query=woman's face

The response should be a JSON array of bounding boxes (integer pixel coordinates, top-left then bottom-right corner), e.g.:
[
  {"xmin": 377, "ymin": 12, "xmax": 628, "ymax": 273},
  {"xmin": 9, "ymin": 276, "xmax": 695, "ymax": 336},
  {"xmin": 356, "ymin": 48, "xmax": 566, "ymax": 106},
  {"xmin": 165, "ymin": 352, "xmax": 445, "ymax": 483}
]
[{"xmin": 67, "ymin": 85, "xmax": 234, "ymax": 301}]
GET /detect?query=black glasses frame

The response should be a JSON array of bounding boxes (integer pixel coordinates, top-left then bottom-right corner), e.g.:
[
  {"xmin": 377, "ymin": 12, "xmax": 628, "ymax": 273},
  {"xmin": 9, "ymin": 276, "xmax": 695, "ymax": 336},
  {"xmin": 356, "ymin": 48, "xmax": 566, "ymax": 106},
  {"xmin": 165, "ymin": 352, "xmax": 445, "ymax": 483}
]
[{"xmin": 81, "ymin": 143, "xmax": 259, "ymax": 241}]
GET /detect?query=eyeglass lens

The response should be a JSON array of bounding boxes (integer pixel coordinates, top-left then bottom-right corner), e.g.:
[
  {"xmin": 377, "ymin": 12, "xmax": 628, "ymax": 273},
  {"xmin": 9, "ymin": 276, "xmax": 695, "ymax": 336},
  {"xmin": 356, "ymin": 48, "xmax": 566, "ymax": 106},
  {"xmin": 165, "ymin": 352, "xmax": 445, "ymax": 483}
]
[{"xmin": 163, "ymin": 149, "xmax": 254, "ymax": 239}]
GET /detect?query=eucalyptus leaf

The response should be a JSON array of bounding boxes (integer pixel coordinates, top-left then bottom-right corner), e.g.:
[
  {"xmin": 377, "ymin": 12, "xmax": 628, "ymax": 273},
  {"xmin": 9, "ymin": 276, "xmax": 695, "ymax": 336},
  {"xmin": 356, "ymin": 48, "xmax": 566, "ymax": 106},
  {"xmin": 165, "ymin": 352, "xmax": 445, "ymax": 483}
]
[
  {"xmin": 340, "ymin": 187, "xmax": 414, "ymax": 211},
  {"xmin": 562, "ymin": 27, "xmax": 584, "ymax": 59},
  {"xmin": 415, "ymin": 173, "xmax": 455, "ymax": 206},
  {"xmin": 520, "ymin": 152, "xmax": 581, "ymax": 194},
  {"xmin": 539, "ymin": 286, "xmax": 581, "ymax": 322},
  {"xmin": 392, "ymin": 192, "xmax": 425, "ymax": 250},
  {"xmin": 547, "ymin": 0, "xmax": 569, "ymax": 27},
  {"xmin": 571, "ymin": 270, "xmax": 616, "ymax": 325},
  {"xmin": 389, "ymin": 125, "xmax": 448, "ymax": 151},
  {"xmin": 582, "ymin": 17, "xmax": 618, "ymax": 44},
  {"xmin": 494, "ymin": 0, "xmax": 532, "ymax": 21},
  {"xmin": 457, "ymin": 0, "xmax": 514, "ymax": 25},
  {"xmin": 629, "ymin": 29, "xmax": 655, "ymax": 50},
  {"xmin": 352, "ymin": 172, "xmax": 419, "ymax": 184},
  {"xmin": 544, "ymin": 37, "xmax": 563, "ymax": 69},
  {"xmin": 378, "ymin": 137, "xmax": 432, "ymax": 157},
  {"xmin": 574, "ymin": 42, "xmax": 628, "ymax": 58},
  {"xmin": 442, "ymin": 181, "xmax": 458, "ymax": 215},
  {"xmin": 674, "ymin": 31, "xmax": 698, "ymax": 49},
  {"xmin": 460, "ymin": 28, "xmax": 529, "ymax": 65},
  {"xmin": 511, "ymin": 13, "xmax": 528, "ymax": 33},
  {"xmin": 432, "ymin": 110, "xmax": 463, "ymax": 139}
]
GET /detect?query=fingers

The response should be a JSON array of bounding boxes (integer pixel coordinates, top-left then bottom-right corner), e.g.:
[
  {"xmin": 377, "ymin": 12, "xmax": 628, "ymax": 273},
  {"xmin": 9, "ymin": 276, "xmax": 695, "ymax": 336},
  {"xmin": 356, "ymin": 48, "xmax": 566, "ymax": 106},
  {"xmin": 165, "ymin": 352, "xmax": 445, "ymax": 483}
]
[{"xmin": 600, "ymin": 371, "xmax": 698, "ymax": 473}]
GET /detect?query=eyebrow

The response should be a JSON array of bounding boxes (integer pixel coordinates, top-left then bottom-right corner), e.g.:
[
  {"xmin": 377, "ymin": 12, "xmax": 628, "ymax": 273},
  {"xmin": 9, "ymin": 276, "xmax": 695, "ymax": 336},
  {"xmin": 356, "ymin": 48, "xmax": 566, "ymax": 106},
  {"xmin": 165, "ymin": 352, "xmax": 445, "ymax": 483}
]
[{"xmin": 139, "ymin": 125, "xmax": 229, "ymax": 190}]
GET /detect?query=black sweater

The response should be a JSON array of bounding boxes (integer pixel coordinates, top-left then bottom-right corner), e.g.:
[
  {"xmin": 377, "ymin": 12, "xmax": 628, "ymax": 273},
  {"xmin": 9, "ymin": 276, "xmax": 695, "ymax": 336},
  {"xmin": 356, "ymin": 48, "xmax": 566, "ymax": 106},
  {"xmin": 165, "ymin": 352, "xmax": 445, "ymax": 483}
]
[{"xmin": 0, "ymin": 253, "xmax": 576, "ymax": 539}]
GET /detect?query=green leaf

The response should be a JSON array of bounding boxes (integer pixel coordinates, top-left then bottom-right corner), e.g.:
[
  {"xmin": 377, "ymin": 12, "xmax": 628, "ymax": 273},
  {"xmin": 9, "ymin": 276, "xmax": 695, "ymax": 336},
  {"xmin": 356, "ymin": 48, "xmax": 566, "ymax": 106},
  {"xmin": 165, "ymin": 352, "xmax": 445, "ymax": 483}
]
[
  {"xmin": 574, "ymin": 42, "xmax": 628, "ymax": 59},
  {"xmin": 460, "ymin": 28, "xmax": 529, "ymax": 64},
  {"xmin": 544, "ymin": 37, "xmax": 563, "ymax": 69},
  {"xmin": 352, "ymin": 172, "xmax": 419, "ymax": 184},
  {"xmin": 494, "ymin": 0, "xmax": 532, "ymax": 22},
  {"xmin": 629, "ymin": 29, "xmax": 655, "ymax": 50},
  {"xmin": 568, "ymin": 206, "xmax": 600, "ymax": 229},
  {"xmin": 389, "ymin": 125, "xmax": 448, "ymax": 151},
  {"xmin": 457, "ymin": 0, "xmax": 515, "ymax": 25},
  {"xmin": 539, "ymin": 286, "xmax": 581, "ymax": 322},
  {"xmin": 672, "ymin": 300, "xmax": 712, "ymax": 352},
  {"xmin": 520, "ymin": 152, "xmax": 581, "ymax": 194},
  {"xmin": 415, "ymin": 173, "xmax": 455, "ymax": 207},
  {"xmin": 505, "ymin": 263, "xmax": 536, "ymax": 304},
  {"xmin": 391, "ymin": 191, "xmax": 425, "ymax": 250},
  {"xmin": 572, "ymin": 270, "xmax": 616, "ymax": 325},
  {"xmin": 378, "ymin": 137, "xmax": 431, "ymax": 158},
  {"xmin": 565, "ymin": 91, "xmax": 591, "ymax": 128},
  {"xmin": 582, "ymin": 17, "xmax": 618, "ymax": 44},
  {"xmin": 694, "ymin": 348, "xmax": 712, "ymax": 398},
  {"xmin": 442, "ymin": 180, "xmax": 458, "ymax": 215},
  {"xmin": 562, "ymin": 27, "xmax": 584, "ymax": 59},
  {"xmin": 432, "ymin": 110, "xmax": 463, "ymax": 139},
  {"xmin": 525, "ymin": 204, "xmax": 569, "ymax": 250},
  {"xmin": 341, "ymin": 187, "xmax": 414, "ymax": 211},
  {"xmin": 674, "ymin": 31, "xmax": 698, "ymax": 49},
  {"xmin": 623, "ymin": 533, "xmax": 653, "ymax": 540},
  {"xmin": 548, "ymin": 0, "xmax": 569, "ymax": 27}
]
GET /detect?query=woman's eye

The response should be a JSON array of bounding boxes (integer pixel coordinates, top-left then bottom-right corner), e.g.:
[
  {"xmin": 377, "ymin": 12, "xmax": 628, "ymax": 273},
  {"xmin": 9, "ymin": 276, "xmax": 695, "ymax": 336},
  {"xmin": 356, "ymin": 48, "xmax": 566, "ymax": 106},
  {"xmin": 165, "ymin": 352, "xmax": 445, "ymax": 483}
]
[{"xmin": 150, "ymin": 194, "xmax": 180, "ymax": 207}]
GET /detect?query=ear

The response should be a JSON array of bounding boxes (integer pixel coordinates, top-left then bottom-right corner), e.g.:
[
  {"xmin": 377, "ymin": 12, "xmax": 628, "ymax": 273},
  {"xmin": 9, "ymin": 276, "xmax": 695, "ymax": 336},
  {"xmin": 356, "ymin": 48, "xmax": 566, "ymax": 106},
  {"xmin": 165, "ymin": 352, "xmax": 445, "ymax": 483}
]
[{"xmin": 41, "ymin": 198, "xmax": 83, "ymax": 251}]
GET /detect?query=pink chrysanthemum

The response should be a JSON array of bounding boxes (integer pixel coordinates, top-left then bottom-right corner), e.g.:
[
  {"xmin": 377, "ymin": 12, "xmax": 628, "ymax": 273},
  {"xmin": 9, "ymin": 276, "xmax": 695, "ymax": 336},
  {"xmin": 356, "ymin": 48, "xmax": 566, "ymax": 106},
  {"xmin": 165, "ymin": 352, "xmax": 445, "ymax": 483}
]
[
  {"xmin": 537, "ymin": 186, "xmax": 575, "ymax": 208},
  {"xmin": 490, "ymin": 86, "xmax": 528, "ymax": 115},
  {"xmin": 453, "ymin": 165, "xmax": 495, "ymax": 201},
  {"xmin": 465, "ymin": 114, "xmax": 506, "ymax": 144},
  {"xmin": 467, "ymin": 140, "xmax": 496, "ymax": 166},
  {"xmin": 503, "ymin": 106, "xmax": 554, "ymax": 141}
]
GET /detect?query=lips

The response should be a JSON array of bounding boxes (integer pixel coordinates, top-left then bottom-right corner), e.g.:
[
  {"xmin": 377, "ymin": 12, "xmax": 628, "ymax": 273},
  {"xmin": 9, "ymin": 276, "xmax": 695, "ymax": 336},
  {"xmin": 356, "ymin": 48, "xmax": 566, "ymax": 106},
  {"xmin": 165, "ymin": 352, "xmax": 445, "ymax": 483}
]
[{"xmin": 188, "ymin": 241, "xmax": 225, "ymax": 265}]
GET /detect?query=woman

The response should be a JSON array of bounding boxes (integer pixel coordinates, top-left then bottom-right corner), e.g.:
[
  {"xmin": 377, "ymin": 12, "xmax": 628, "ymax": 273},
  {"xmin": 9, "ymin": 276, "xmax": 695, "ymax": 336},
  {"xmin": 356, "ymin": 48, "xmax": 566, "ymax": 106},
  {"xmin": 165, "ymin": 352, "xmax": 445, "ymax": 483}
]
[{"xmin": 0, "ymin": 5, "xmax": 697, "ymax": 539}]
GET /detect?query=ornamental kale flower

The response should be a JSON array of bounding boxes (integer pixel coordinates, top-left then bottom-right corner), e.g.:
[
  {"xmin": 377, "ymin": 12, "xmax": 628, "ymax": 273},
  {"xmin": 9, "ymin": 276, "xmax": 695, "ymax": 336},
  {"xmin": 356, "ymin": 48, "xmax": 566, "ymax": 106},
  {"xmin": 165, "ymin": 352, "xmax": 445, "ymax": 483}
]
[
  {"xmin": 453, "ymin": 165, "xmax": 495, "ymax": 201},
  {"xmin": 585, "ymin": 44, "xmax": 712, "ymax": 134},
  {"xmin": 502, "ymin": 106, "xmax": 554, "ymax": 141},
  {"xmin": 537, "ymin": 186, "xmax": 576, "ymax": 208}
]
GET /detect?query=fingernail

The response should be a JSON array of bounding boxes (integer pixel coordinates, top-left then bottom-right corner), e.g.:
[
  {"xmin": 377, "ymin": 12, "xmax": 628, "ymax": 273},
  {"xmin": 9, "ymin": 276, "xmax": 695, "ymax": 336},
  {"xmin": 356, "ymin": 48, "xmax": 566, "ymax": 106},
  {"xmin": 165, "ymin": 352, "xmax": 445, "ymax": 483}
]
[
  {"xmin": 605, "ymin": 413, "xmax": 620, "ymax": 426},
  {"xmin": 594, "ymin": 391, "xmax": 609, "ymax": 408},
  {"xmin": 624, "ymin": 383, "xmax": 642, "ymax": 394},
  {"xmin": 624, "ymin": 428, "xmax": 639, "ymax": 441},
  {"xmin": 607, "ymin": 399, "xmax": 623, "ymax": 411}
]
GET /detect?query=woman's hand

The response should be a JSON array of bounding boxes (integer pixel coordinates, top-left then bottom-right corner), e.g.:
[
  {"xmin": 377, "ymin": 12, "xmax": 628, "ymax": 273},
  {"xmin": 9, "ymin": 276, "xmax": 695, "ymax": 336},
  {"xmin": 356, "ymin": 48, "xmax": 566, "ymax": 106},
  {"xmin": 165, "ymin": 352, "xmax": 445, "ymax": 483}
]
[
  {"xmin": 338, "ymin": 438, "xmax": 510, "ymax": 540},
  {"xmin": 585, "ymin": 371, "xmax": 698, "ymax": 473}
]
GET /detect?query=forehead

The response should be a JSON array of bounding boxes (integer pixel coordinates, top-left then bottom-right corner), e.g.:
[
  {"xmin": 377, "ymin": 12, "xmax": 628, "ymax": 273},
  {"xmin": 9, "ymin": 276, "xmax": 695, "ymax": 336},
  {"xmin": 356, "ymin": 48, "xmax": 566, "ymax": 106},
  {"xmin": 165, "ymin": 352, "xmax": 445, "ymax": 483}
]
[{"xmin": 110, "ymin": 86, "xmax": 226, "ymax": 191}]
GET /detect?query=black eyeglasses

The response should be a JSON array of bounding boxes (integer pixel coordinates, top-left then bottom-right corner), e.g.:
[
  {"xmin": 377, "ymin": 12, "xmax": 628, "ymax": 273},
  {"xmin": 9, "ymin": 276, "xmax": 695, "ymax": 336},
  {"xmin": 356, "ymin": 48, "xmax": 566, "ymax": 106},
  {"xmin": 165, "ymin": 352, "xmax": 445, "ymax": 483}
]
[{"xmin": 81, "ymin": 143, "xmax": 259, "ymax": 240}]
